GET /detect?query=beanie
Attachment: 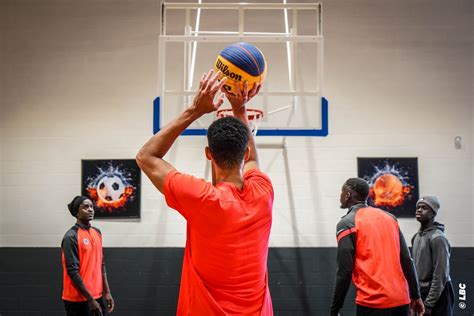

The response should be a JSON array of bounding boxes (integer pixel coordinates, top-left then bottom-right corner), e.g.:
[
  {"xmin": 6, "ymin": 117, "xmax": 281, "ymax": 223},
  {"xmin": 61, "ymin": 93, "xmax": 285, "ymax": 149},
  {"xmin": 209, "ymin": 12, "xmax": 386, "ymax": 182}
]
[
  {"xmin": 416, "ymin": 196, "xmax": 440, "ymax": 215},
  {"xmin": 67, "ymin": 195, "xmax": 89, "ymax": 217}
]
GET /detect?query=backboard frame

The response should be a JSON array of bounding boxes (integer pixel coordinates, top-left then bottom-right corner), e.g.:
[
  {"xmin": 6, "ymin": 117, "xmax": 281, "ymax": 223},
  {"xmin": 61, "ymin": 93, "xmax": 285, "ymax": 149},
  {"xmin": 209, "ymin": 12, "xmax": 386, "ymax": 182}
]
[{"xmin": 154, "ymin": 2, "xmax": 328, "ymax": 137}]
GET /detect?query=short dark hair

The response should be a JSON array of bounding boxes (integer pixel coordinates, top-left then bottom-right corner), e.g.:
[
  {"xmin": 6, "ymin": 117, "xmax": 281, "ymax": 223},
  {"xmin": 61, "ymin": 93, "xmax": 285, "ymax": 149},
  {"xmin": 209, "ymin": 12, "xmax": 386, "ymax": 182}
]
[
  {"xmin": 344, "ymin": 178, "xmax": 370, "ymax": 200},
  {"xmin": 207, "ymin": 117, "xmax": 249, "ymax": 169}
]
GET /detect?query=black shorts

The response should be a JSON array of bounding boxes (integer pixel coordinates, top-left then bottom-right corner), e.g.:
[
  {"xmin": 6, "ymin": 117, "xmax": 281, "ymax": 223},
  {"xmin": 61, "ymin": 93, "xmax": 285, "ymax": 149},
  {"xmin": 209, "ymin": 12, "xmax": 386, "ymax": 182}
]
[
  {"xmin": 356, "ymin": 303, "xmax": 410, "ymax": 316},
  {"xmin": 63, "ymin": 297, "xmax": 106, "ymax": 316}
]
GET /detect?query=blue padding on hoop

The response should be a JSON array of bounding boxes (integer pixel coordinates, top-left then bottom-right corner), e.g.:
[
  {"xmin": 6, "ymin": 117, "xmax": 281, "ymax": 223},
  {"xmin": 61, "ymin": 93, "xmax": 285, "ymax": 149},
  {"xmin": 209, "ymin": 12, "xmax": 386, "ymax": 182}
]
[
  {"xmin": 153, "ymin": 97, "xmax": 329, "ymax": 137},
  {"xmin": 153, "ymin": 97, "xmax": 160, "ymax": 134}
]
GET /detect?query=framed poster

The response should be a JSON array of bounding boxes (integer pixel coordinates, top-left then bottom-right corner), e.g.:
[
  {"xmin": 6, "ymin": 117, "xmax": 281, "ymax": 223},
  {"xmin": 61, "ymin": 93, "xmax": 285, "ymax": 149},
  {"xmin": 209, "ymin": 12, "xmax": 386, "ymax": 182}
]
[
  {"xmin": 357, "ymin": 158, "xmax": 419, "ymax": 218},
  {"xmin": 82, "ymin": 159, "xmax": 141, "ymax": 219}
]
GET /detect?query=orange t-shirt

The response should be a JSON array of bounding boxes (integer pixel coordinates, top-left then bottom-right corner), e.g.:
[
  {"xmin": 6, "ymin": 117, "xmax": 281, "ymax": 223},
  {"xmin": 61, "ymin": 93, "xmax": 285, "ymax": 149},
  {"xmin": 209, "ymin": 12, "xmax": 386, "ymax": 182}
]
[{"xmin": 164, "ymin": 169, "xmax": 274, "ymax": 315}]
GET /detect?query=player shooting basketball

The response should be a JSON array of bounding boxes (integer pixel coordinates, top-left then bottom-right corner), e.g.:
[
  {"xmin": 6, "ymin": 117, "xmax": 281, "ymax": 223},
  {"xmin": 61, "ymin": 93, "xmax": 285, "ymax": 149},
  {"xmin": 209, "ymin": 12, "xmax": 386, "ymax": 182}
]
[{"xmin": 136, "ymin": 69, "xmax": 274, "ymax": 315}]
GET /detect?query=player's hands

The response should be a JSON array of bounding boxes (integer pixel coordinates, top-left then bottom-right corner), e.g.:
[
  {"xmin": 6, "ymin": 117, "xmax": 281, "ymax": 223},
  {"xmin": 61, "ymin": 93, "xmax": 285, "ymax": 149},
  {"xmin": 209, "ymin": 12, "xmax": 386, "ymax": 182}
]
[
  {"xmin": 87, "ymin": 298, "xmax": 103, "ymax": 316},
  {"xmin": 223, "ymin": 81, "xmax": 261, "ymax": 114},
  {"xmin": 192, "ymin": 69, "xmax": 227, "ymax": 115},
  {"xmin": 105, "ymin": 292, "xmax": 115, "ymax": 313},
  {"xmin": 410, "ymin": 298, "xmax": 425, "ymax": 315}
]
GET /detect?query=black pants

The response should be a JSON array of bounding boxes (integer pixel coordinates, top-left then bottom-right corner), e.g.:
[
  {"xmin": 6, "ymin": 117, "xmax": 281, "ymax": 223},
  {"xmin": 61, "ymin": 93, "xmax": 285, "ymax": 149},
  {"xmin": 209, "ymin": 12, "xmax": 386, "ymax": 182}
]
[
  {"xmin": 63, "ymin": 297, "xmax": 106, "ymax": 316},
  {"xmin": 356, "ymin": 304, "xmax": 410, "ymax": 316},
  {"xmin": 421, "ymin": 281, "xmax": 455, "ymax": 316}
]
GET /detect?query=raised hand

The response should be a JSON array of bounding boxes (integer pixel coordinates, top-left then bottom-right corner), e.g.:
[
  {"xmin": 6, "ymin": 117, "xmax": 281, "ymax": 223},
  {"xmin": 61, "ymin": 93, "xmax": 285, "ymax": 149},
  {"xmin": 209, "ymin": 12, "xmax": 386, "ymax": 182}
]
[
  {"xmin": 191, "ymin": 69, "xmax": 227, "ymax": 115},
  {"xmin": 223, "ymin": 81, "xmax": 261, "ymax": 114}
]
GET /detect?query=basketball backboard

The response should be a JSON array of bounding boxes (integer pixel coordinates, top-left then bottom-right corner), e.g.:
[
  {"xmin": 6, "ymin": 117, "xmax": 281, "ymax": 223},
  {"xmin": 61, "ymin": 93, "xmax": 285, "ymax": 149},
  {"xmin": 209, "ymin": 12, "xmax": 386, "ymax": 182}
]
[{"xmin": 154, "ymin": 2, "xmax": 327, "ymax": 137}]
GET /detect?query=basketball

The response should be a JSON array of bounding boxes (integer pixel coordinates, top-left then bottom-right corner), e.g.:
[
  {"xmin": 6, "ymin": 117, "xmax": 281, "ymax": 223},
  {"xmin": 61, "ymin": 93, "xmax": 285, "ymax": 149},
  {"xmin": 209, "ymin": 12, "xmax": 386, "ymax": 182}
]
[
  {"xmin": 214, "ymin": 42, "xmax": 267, "ymax": 94},
  {"xmin": 372, "ymin": 173, "xmax": 404, "ymax": 206}
]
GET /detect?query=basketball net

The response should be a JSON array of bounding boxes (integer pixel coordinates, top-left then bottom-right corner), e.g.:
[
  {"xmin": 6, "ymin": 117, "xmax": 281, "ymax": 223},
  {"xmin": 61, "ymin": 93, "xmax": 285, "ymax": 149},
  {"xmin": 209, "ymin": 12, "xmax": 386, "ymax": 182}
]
[{"xmin": 216, "ymin": 108, "xmax": 264, "ymax": 136}]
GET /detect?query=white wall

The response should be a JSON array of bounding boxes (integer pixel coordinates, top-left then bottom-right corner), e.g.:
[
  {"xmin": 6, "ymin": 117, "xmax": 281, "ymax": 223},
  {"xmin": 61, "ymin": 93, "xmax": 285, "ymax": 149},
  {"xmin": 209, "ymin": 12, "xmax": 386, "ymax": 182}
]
[
  {"xmin": 323, "ymin": 0, "xmax": 473, "ymax": 247},
  {"xmin": 1, "ymin": 0, "xmax": 472, "ymax": 247}
]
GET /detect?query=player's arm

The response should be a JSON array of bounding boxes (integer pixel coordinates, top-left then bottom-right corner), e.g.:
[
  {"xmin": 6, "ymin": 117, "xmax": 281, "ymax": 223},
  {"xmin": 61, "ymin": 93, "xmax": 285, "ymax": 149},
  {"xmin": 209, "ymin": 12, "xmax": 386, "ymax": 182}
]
[
  {"xmin": 223, "ymin": 82, "xmax": 261, "ymax": 173},
  {"xmin": 100, "ymin": 245, "xmax": 115, "ymax": 313},
  {"xmin": 102, "ymin": 262, "xmax": 114, "ymax": 313},
  {"xmin": 92, "ymin": 228, "xmax": 115, "ymax": 313},
  {"xmin": 330, "ymin": 227, "xmax": 356, "ymax": 316},
  {"xmin": 136, "ymin": 70, "xmax": 226, "ymax": 193},
  {"xmin": 424, "ymin": 236, "xmax": 451, "ymax": 311},
  {"xmin": 399, "ymin": 228, "xmax": 424, "ymax": 315},
  {"xmin": 62, "ymin": 235, "xmax": 103, "ymax": 315}
]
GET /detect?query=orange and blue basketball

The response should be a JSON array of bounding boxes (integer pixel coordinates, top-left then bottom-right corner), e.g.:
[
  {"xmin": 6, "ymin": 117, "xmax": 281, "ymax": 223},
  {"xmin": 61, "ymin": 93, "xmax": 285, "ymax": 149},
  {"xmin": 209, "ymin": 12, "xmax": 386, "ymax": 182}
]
[{"xmin": 214, "ymin": 42, "xmax": 267, "ymax": 95}]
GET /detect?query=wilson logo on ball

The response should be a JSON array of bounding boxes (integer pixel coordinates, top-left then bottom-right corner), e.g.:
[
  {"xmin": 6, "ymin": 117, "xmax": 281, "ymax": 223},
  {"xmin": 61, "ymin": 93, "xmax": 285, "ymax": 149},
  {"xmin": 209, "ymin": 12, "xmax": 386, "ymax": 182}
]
[
  {"xmin": 215, "ymin": 59, "xmax": 243, "ymax": 82},
  {"xmin": 214, "ymin": 42, "xmax": 267, "ymax": 95}
]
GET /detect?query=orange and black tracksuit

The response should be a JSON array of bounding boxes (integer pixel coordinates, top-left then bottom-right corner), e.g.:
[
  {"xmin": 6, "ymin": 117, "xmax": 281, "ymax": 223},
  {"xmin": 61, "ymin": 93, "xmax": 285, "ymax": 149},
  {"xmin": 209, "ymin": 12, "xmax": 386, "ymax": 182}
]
[
  {"xmin": 331, "ymin": 203, "xmax": 421, "ymax": 315},
  {"xmin": 61, "ymin": 223, "xmax": 105, "ymax": 302}
]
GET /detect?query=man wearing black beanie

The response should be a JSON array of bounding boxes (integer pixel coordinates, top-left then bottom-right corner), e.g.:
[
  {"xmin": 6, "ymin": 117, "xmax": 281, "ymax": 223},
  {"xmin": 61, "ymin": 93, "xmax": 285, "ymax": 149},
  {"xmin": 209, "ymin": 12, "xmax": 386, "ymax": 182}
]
[
  {"xmin": 61, "ymin": 196, "xmax": 115, "ymax": 316},
  {"xmin": 412, "ymin": 196, "xmax": 454, "ymax": 316}
]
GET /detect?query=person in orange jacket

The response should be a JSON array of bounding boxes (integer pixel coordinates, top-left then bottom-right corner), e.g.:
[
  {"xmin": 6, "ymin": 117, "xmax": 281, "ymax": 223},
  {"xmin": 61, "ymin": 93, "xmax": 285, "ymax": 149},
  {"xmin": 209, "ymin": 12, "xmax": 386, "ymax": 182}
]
[
  {"xmin": 331, "ymin": 178, "xmax": 424, "ymax": 316},
  {"xmin": 61, "ymin": 196, "xmax": 114, "ymax": 316}
]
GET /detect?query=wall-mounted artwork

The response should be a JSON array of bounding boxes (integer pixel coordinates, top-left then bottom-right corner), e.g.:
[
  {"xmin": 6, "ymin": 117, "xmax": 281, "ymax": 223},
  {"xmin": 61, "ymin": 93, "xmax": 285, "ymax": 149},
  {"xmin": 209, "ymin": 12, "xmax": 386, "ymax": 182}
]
[
  {"xmin": 82, "ymin": 159, "xmax": 141, "ymax": 219},
  {"xmin": 357, "ymin": 158, "xmax": 419, "ymax": 218}
]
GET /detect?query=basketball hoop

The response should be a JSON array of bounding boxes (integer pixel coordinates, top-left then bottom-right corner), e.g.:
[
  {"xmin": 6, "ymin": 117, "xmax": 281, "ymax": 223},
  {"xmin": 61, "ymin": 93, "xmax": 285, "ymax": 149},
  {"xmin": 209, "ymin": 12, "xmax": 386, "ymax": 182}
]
[{"xmin": 216, "ymin": 108, "xmax": 264, "ymax": 136}]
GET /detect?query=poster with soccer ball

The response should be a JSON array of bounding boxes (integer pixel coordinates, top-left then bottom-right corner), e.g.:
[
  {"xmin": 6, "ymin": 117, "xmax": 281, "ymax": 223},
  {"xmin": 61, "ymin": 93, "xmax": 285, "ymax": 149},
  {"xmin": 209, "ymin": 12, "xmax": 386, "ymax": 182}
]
[
  {"xmin": 357, "ymin": 158, "xmax": 419, "ymax": 218},
  {"xmin": 82, "ymin": 159, "xmax": 141, "ymax": 219}
]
